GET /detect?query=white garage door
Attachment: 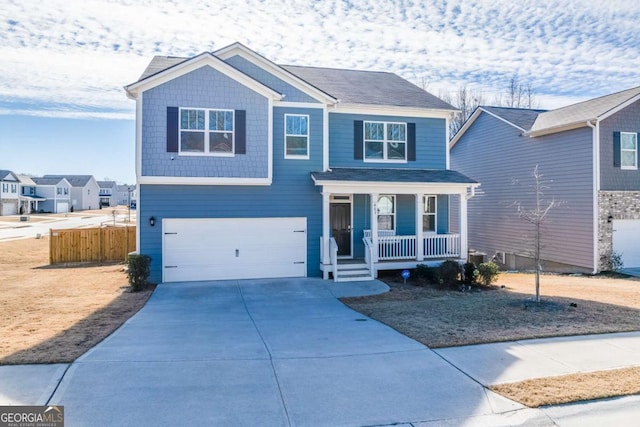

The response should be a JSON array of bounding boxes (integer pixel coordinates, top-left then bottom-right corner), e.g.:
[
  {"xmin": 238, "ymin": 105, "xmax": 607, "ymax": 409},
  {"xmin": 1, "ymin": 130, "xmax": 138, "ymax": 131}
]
[
  {"xmin": 2, "ymin": 201, "xmax": 17, "ymax": 215},
  {"xmin": 57, "ymin": 202, "xmax": 69, "ymax": 213},
  {"xmin": 163, "ymin": 217, "xmax": 307, "ymax": 282},
  {"xmin": 613, "ymin": 219, "xmax": 640, "ymax": 268}
]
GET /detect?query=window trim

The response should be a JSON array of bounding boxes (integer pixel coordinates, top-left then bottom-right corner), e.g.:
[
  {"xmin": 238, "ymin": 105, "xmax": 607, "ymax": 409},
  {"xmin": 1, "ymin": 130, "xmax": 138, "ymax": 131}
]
[
  {"xmin": 284, "ymin": 114, "xmax": 310, "ymax": 160},
  {"xmin": 178, "ymin": 107, "xmax": 235, "ymax": 157},
  {"xmin": 620, "ymin": 131, "xmax": 638, "ymax": 170},
  {"xmin": 376, "ymin": 194, "xmax": 396, "ymax": 231},
  {"xmin": 363, "ymin": 121, "xmax": 408, "ymax": 163},
  {"xmin": 423, "ymin": 195, "xmax": 437, "ymax": 234}
]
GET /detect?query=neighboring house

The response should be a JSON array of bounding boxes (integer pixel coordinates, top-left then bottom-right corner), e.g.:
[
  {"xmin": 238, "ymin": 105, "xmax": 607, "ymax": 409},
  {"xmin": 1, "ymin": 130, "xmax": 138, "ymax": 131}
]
[
  {"xmin": 97, "ymin": 181, "xmax": 119, "ymax": 207},
  {"xmin": 43, "ymin": 175, "xmax": 100, "ymax": 211},
  {"xmin": 125, "ymin": 42, "xmax": 478, "ymax": 284},
  {"xmin": 0, "ymin": 170, "xmax": 20, "ymax": 216},
  {"xmin": 31, "ymin": 177, "xmax": 72, "ymax": 213},
  {"xmin": 450, "ymin": 86, "xmax": 640, "ymax": 273},
  {"xmin": 116, "ymin": 184, "xmax": 136, "ymax": 206},
  {"xmin": 18, "ymin": 175, "xmax": 47, "ymax": 214}
]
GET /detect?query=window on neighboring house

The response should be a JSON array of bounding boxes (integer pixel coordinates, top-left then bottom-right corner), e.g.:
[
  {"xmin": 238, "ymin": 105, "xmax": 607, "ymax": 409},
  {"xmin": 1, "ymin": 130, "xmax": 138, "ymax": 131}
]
[
  {"xmin": 364, "ymin": 121, "xmax": 407, "ymax": 161},
  {"xmin": 285, "ymin": 114, "xmax": 309, "ymax": 159},
  {"xmin": 64, "ymin": 188, "xmax": 69, "ymax": 195},
  {"xmin": 1, "ymin": 183, "xmax": 7, "ymax": 192},
  {"xmin": 180, "ymin": 108, "xmax": 234, "ymax": 155},
  {"xmin": 621, "ymin": 132, "xmax": 638, "ymax": 170},
  {"xmin": 10, "ymin": 184, "xmax": 16, "ymax": 193},
  {"xmin": 57, "ymin": 187, "xmax": 63, "ymax": 195},
  {"xmin": 423, "ymin": 196, "xmax": 437, "ymax": 233},
  {"xmin": 376, "ymin": 195, "xmax": 395, "ymax": 231}
]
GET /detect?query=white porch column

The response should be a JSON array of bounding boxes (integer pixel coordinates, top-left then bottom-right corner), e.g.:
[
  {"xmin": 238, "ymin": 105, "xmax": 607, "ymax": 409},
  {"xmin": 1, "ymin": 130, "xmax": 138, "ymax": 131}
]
[
  {"xmin": 415, "ymin": 194, "xmax": 423, "ymax": 261},
  {"xmin": 322, "ymin": 191, "xmax": 331, "ymax": 279},
  {"xmin": 460, "ymin": 192, "xmax": 468, "ymax": 262},
  {"xmin": 370, "ymin": 193, "xmax": 379, "ymax": 266}
]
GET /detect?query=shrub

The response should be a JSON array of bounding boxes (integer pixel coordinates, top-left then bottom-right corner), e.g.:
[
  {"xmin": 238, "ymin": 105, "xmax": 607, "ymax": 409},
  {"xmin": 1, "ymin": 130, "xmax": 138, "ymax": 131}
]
[
  {"xmin": 415, "ymin": 264, "xmax": 441, "ymax": 284},
  {"xmin": 477, "ymin": 262, "xmax": 500, "ymax": 286},
  {"xmin": 127, "ymin": 254, "xmax": 151, "ymax": 292},
  {"xmin": 464, "ymin": 262, "xmax": 479, "ymax": 284},
  {"xmin": 439, "ymin": 260, "xmax": 462, "ymax": 284}
]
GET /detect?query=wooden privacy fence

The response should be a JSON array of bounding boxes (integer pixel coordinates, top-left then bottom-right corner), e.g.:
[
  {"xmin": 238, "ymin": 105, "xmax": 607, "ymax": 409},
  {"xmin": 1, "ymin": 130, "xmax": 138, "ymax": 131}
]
[{"xmin": 50, "ymin": 226, "xmax": 136, "ymax": 264}]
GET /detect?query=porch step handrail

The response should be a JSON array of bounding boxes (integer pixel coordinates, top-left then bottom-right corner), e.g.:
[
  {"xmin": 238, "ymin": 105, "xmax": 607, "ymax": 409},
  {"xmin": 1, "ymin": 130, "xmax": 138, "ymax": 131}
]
[
  {"xmin": 363, "ymin": 237, "xmax": 374, "ymax": 278},
  {"xmin": 329, "ymin": 237, "xmax": 339, "ymax": 281}
]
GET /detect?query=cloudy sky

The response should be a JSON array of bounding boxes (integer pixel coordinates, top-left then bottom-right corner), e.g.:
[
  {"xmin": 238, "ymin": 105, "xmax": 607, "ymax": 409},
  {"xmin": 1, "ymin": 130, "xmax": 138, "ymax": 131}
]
[{"xmin": 1, "ymin": 0, "xmax": 639, "ymax": 182}]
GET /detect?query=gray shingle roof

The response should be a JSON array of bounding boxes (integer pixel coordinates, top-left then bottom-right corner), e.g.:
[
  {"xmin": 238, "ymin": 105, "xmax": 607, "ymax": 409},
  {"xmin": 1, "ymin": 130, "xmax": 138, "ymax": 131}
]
[
  {"xmin": 530, "ymin": 86, "xmax": 640, "ymax": 134},
  {"xmin": 43, "ymin": 175, "xmax": 94, "ymax": 187},
  {"xmin": 311, "ymin": 168, "xmax": 477, "ymax": 184},
  {"xmin": 282, "ymin": 65, "xmax": 455, "ymax": 110},
  {"xmin": 0, "ymin": 170, "xmax": 18, "ymax": 181},
  {"xmin": 97, "ymin": 180, "xmax": 117, "ymax": 188},
  {"xmin": 134, "ymin": 52, "xmax": 456, "ymax": 110},
  {"xmin": 481, "ymin": 106, "xmax": 546, "ymax": 131},
  {"xmin": 33, "ymin": 177, "xmax": 65, "ymax": 186}
]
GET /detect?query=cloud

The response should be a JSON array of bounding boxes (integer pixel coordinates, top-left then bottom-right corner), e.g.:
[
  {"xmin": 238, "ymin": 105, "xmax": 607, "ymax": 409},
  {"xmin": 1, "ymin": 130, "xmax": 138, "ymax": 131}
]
[{"xmin": 1, "ymin": 0, "xmax": 639, "ymax": 119}]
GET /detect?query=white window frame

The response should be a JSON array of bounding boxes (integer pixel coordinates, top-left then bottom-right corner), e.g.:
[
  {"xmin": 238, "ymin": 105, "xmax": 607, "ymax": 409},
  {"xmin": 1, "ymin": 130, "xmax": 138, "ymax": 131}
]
[
  {"xmin": 10, "ymin": 184, "xmax": 17, "ymax": 193},
  {"xmin": 57, "ymin": 187, "xmax": 63, "ymax": 195},
  {"xmin": 621, "ymin": 132, "xmax": 638, "ymax": 170},
  {"xmin": 423, "ymin": 195, "xmax": 437, "ymax": 234},
  {"xmin": 284, "ymin": 114, "xmax": 310, "ymax": 159},
  {"xmin": 376, "ymin": 195, "xmax": 396, "ymax": 231},
  {"xmin": 1, "ymin": 183, "xmax": 7, "ymax": 193},
  {"xmin": 179, "ymin": 107, "xmax": 235, "ymax": 157},
  {"xmin": 363, "ymin": 121, "xmax": 407, "ymax": 163}
]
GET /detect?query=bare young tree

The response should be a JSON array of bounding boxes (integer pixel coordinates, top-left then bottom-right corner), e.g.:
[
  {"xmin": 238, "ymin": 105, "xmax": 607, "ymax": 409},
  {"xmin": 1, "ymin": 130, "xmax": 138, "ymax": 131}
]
[
  {"xmin": 512, "ymin": 165, "xmax": 562, "ymax": 303},
  {"xmin": 504, "ymin": 75, "xmax": 537, "ymax": 109},
  {"xmin": 440, "ymin": 86, "xmax": 485, "ymax": 137}
]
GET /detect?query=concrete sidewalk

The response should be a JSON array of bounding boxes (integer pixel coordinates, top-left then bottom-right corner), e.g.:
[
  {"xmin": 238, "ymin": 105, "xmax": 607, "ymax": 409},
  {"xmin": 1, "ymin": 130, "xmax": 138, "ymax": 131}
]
[{"xmin": 435, "ymin": 331, "xmax": 640, "ymax": 386}]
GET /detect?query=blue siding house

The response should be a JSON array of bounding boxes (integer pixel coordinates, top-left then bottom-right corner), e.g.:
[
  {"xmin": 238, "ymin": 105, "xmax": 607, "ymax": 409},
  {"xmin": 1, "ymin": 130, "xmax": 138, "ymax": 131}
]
[
  {"xmin": 125, "ymin": 42, "xmax": 478, "ymax": 283},
  {"xmin": 450, "ymin": 86, "xmax": 640, "ymax": 274}
]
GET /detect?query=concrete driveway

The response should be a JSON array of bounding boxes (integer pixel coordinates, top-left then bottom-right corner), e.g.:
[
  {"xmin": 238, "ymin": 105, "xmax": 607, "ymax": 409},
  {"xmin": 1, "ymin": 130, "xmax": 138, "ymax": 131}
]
[{"xmin": 47, "ymin": 278, "xmax": 526, "ymax": 426}]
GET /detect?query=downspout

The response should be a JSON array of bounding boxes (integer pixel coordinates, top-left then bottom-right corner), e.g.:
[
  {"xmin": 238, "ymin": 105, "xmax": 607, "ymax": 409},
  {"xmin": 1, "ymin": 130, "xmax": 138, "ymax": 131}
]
[{"xmin": 586, "ymin": 119, "xmax": 600, "ymax": 274}]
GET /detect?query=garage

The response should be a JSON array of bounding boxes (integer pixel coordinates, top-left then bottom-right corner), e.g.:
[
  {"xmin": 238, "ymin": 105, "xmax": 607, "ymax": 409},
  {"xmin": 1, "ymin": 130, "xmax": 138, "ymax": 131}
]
[
  {"xmin": 1, "ymin": 201, "xmax": 18, "ymax": 216},
  {"xmin": 162, "ymin": 217, "xmax": 307, "ymax": 282},
  {"xmin": 56, "ymin": 202, "xmax": 69, "ymax": 213},
  {"xmin": 612, "ymin": 219, "xmax": 640, "ymax": 268}
]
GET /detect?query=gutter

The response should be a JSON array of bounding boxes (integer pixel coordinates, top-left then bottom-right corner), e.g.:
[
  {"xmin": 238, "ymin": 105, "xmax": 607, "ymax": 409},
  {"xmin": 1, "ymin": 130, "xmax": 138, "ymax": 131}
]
[{"xmin": 586, "ymin": 119, "xmax": 600, "ymax": 274}]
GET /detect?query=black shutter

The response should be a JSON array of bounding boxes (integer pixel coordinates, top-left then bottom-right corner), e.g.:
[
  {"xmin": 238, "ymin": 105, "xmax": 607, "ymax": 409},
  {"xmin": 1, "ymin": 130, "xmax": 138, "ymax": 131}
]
[
  {"xmin": 235, "ymin": 110, "xmax": 246, "ymax": 154},
  {"xmin": 354, "ymin": 120, "xmax": 363, "ymax": 160},
  {"xmin": 407, "ymin": 122, "xmax": 416, "ymax": 161},
  {"xmin": 166, "ymin": 107, "xmax": 179, "ymax": 153},
  {"xmin": 613, "ymin": 131, "xmax": 621, "ymax": 167}
]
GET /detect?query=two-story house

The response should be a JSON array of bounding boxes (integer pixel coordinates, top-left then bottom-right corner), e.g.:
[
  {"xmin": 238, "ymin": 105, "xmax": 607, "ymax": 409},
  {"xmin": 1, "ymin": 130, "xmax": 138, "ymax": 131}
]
[
  {"xmin": 18, "ymin": 175, "xmax": 47, "ymax": 214},
  {"xmin": 31, "ymin": 177, "xmax": 72, "ymax": 213},
  {"xmin": 116, "ymin": 184, "xmax": 136, "ymax": 206},
  {"xmin": 450, "ymin": 86, "xmax": 640, "ymax": 274},
  {"xmin": 97, "ymin": 181, "xmax": 119, "ymax": 207},
  {"xmin": 126, "ymin": 43, "xmax": 478, "ymax": 284},
  {"xmin": 44, "ymin": 175, "xmax": 100, "ymax": 211},
  {"xmin": 0, "ymin": 170, "xmax": 20, "ymax": 216}
]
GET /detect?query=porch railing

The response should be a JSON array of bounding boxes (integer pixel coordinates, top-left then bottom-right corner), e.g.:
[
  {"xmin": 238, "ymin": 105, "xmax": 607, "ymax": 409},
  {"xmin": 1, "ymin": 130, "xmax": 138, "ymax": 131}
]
[
  {"xmin": 329, "ymin": 237, "xmax": 338, "ymax": 280},
  {"xmin": 363, "ymin": 230, "xmax": 397, "ymax": 238},
  {"xmin": 362, "ymin": 237, "xmax": 374, "ymax": 277},
  {"xmin": 363, "ymin": 232, "xmax": 461, "ymax": 261}
]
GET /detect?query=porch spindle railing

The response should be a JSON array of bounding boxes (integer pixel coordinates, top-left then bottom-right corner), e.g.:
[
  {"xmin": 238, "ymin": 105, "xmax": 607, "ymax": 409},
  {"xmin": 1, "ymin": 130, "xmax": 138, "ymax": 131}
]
[
  {"xmin": 378, "ymin": 235, "xmax": 417, "ymax": 260},
  {"xmin": 423, "ymin": 233, "xmax": 460, "ymax": 259},
  {"xmin": 363, "ymin": 230, "xmax": 461, "ymax": 261}
]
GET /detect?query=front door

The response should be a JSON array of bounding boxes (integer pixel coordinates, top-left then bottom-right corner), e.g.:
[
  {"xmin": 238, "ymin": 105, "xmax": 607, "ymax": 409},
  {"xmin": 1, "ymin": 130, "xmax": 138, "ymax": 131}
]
[{"xmin": 330, "ymin": 203, "xmax": 351, "ymax": 256}]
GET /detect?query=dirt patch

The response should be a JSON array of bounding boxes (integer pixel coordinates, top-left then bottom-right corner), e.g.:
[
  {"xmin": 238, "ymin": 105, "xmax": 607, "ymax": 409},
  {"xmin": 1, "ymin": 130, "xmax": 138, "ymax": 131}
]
[
  {"xmin": 491, "ymin": 367, "xmax": 640, "ymax": 407},
  {"xmin": 0, "ymin": 237, "xmax": 153, "ymax": 364}
]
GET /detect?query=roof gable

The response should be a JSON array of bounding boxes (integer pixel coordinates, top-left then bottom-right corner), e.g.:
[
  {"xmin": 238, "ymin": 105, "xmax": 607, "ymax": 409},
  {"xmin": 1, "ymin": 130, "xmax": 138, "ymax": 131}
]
[
  {"xmin": 0, "ymin": 170, "xmax": 19, "ymax": 182},
  {"xmin": 215, "ymin": 42, "xmax": 337, "ymax": 104},
  {"xmin": 125, "ymin": 52, "xmax": 284, "ymax": 101},
  {"xmin": 529, "ymin": 86, "xmax": 640, "ymax": 136},
  {"xmin": 33, "ymin": 177, "xmax": 70, "ymax": 186}
]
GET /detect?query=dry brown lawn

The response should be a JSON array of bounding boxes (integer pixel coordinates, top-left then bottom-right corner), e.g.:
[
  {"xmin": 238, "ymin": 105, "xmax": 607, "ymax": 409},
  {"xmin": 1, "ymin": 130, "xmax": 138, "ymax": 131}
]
[
  {"xmin": 491, "ymin": 367, "xmax": 640, "ymax": 407},
  {"xmin": 0, "ymin": 237, "xmax": 153, "ymax": 365},
  {"xmin": 342, "ymin": 272, "xmax": 640, "ymax": 348},
  {"xmin": 342, "ymin": 271, "xmax": 640, "ymax": 407}
]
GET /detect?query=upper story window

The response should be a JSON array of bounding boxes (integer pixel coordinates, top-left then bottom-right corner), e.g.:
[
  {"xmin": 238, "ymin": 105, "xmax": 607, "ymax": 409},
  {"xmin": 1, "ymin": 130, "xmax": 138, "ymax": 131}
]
[
  {"xmin": 621, "ymin": 132, "xmax": 638, "ymax": 170},
  {"xmin": 376, "ymin": 195, "xmax": 395, "ymax": 231},
  {"xmin": 180, "ymin": 108, "xmax": 234, "ymax": 155},
  {"xmin": 285, "ymin": 114, "xmax": 309, "ymax": 159},
  {"xmin": 10, "ymin": 184, "xmax": 16, "ymax": 193},
  {"xmin": 423, "ymin": 196, "xmax": 437, "ymax": 233},
  {"xmin": 57, "ymin": 187, "xmax": 63, "ymax": 195},
  {"xmin": 364, "ymin": 121, "xmax": 407, "ymax": 162},
  {"xmin": 1, "ymin": 183, "xmax": 7, "ymax": 193}
]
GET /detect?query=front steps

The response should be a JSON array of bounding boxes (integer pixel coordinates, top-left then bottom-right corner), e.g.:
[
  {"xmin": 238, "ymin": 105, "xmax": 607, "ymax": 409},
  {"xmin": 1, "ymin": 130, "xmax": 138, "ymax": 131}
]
[{"xmin": 334, "ymin": 261, "xmax": 374, "ymax": 282}]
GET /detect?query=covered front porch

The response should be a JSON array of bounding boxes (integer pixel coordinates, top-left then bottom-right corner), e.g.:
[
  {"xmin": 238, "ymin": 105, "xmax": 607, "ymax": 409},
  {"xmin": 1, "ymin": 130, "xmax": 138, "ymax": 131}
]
[{"xmin": 311, "ymin": 168, "xmax": 479, "ymax": 282}]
